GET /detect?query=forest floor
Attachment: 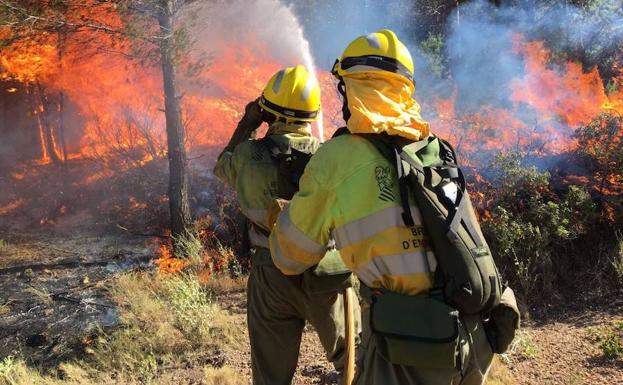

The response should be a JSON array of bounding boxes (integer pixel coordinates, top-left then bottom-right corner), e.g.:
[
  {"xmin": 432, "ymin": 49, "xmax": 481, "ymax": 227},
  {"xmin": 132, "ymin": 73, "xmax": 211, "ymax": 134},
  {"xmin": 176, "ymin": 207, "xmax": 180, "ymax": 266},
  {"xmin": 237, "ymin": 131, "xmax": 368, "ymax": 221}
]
[{"xmin": 0, "ymin": 232, "xmax": 622, "ymax": 385}]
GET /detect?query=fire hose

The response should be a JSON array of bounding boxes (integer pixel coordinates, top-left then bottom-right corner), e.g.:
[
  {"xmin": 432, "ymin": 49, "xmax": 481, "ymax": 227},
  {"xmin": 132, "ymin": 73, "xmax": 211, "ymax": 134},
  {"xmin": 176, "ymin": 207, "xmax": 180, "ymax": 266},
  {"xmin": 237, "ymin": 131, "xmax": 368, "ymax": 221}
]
[{"xmin": 342, "ymin": 286, "xmax": 355, "ymax": 385}]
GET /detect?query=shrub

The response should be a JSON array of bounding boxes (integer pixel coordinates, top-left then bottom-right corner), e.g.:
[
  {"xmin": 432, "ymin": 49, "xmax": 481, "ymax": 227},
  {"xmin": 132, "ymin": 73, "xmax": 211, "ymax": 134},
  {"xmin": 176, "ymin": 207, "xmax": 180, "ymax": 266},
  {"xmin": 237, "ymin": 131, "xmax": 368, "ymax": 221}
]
[
  {"xmin": 589, "ymin": 321, "xmax": 623, "ymax": 360},
  {"xmin": 575, "ymin": 113, "xmax": 623, "ymax": 222},
  {"xmin": 163, "ymin": 274, "xmax": 220, "ymax": 340},
  {"xmin": 172, "ymin": 231, "xmax": 204, "ymax": 262},
  {"xmin": 481, "ymin": 152, "xmax": 614, "ymax": 302}
]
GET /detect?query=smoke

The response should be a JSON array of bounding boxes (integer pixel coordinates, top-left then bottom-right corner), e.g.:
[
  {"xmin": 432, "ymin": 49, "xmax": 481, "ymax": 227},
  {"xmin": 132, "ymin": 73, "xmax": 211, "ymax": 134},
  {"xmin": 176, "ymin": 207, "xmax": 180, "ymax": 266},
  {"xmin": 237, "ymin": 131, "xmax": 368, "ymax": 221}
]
[
  {"xmin": 286, "ymin": 0, "xmax": 417, "ymax": 70},
  {"xmin": 184, "ymin": 0, "xmax": 324, "ymax": 137},
  {"xmin": 187, "ymin": 0, "xmax": 315, "ymax": 70},
  {"xmin": 445, "ymin": 0, "xmax": 623, "ymax": 115}
]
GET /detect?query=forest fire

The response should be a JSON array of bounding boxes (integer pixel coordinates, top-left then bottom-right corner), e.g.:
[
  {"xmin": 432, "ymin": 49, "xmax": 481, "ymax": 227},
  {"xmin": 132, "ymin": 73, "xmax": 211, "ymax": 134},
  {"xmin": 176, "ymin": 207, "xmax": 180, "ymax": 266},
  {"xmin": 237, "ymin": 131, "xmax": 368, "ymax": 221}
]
[
  {"xmin": 0, "ymin": 1, "xmax": 620, "ymax": 233},
  {"xmin": 429, "ymin": 34, "xmax": 622, "ymax": 159},
  {"xmin": 1, "ymin": 3, "xmax": 622, "ymax": 384},
  {"xmin": 1, "ymin": 16, "xmax": 618, "ymax": 171}
]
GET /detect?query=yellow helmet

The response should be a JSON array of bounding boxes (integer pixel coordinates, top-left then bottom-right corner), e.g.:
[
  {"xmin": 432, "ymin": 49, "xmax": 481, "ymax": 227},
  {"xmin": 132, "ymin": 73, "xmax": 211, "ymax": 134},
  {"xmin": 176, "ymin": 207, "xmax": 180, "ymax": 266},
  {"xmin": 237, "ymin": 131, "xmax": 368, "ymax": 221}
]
[
  {"xmin": 259, "ymin": 65, "xmax": 320, "ymax": 122},
  {"xmin": 332, "ymin": 29, "xmax": 414, "ymax": 83}
]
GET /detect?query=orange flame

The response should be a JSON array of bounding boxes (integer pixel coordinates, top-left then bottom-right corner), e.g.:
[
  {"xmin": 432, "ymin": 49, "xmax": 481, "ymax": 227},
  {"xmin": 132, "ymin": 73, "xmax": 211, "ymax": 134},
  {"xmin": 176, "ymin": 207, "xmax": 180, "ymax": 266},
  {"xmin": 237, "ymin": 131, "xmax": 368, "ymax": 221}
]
[
  {"xmin": 429, "ymin": 34, "xmax": 622, "ymax": 158},
  {"xmin": 154, "ymin": 244, "xmax": 191, "ymax": 273},
  {"xmin": 0, "ymin": 199, "xmax": 25, "ymax": 215}
]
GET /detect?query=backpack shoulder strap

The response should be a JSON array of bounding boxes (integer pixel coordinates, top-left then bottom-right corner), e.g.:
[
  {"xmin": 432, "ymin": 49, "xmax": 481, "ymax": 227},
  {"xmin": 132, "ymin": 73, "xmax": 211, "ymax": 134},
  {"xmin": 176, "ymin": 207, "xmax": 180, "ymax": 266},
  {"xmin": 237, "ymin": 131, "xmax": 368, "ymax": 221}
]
[
  {"xmin": 332, "ymin": 126, "xmax": 350, "ymax": 138},
  {"xmin": 438, "ymin": 137, "xmax": 458, "ymax": 166}
]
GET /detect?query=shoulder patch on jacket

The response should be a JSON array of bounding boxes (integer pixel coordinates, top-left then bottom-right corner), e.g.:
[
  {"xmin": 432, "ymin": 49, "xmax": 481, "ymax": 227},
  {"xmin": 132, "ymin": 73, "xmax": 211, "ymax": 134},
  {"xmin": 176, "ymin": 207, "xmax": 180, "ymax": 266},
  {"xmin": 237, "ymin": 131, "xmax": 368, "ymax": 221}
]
[{"xmin": 375, "ymin": 166, "xmax": 396, "ymax": 202}]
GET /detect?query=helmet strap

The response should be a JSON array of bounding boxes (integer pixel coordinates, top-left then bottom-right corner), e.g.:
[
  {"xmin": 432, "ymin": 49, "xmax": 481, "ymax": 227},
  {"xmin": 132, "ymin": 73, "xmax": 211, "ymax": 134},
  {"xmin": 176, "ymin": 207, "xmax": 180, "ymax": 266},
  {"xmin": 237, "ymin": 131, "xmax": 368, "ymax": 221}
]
[{"xmin": 337, "ymin": 79, "xmax": 351, "ymax": 123}]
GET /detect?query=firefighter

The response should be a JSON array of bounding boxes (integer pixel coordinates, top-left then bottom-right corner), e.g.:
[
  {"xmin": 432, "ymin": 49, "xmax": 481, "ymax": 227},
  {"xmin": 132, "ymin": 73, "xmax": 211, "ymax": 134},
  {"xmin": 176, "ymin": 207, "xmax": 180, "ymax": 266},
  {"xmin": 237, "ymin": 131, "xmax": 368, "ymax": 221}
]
[
  {"xmin": 214, "ymin": 65, "xmax": 359, "ymax": 385},
  {"xmin": 269, "ymin": 31, "xmax": 519, "ymax": 385}
]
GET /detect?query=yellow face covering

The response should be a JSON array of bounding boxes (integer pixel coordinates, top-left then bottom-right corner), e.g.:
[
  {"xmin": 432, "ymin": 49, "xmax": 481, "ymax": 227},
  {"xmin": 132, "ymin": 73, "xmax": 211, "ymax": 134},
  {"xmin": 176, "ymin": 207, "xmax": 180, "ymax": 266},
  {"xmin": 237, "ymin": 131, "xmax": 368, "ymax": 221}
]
[
  {"xmin": 267, "ymin": 120, "xmax": 312, "ymax": 136},
  {"xmin": 343, "ymin": 72, "xmax": 430, "ymax": 141}
]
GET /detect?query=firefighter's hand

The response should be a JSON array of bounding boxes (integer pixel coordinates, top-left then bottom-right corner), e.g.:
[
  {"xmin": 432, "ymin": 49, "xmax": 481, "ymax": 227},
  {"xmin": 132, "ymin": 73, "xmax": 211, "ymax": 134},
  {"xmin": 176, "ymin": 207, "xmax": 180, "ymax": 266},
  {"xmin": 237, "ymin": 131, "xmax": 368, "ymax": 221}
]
[
  {"xmin": 224, "ymin": 99, "xmax": 263, "ymax": 152},
  {"xmin": 242, "ymin": 98, "xmax": 263, "ymax": 127},
  {"xmin": 267, "ymin": 198, "xmax": 289, "ymax": 229}
]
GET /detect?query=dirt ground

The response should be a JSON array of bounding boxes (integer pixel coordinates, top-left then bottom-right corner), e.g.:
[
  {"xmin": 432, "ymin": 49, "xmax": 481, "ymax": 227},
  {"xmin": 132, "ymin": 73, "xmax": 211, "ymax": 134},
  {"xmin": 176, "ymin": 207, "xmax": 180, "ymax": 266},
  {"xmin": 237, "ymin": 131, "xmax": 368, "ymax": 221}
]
[
  {"xmin": 504, "ymin": 305, "xmax": 623, "ymax": 385},
  {"xmin": 213, "ymin": 286, "xmax": 623, "ymax": 385},
  {"xmin": 1, "ymin": 233, "xmax": 622, "ymax": 385}
]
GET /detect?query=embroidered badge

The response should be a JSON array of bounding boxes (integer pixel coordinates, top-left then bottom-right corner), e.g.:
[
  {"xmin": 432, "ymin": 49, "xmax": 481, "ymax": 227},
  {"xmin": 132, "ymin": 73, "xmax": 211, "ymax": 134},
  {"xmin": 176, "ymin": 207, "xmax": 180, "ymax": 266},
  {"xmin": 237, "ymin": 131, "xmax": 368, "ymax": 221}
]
[{"xmin": 375, "ymin": 166, "xmax": 395, "ymax": 202}]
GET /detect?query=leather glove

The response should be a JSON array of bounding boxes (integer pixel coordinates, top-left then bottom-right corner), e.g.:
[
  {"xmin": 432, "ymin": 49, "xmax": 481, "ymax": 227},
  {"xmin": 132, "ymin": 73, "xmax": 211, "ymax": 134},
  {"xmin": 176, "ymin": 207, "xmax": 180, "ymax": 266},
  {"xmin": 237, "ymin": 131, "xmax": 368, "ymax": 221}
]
[{"xmin": 223, "ymin": 99, "xmax": 263, "ymax": 152}]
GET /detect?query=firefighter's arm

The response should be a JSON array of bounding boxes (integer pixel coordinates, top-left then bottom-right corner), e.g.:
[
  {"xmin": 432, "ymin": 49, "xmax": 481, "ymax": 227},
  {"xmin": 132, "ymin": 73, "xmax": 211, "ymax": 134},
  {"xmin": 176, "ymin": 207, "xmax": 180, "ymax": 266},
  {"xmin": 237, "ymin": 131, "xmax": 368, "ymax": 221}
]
[
  {"xmin": 213, "ymin": 99, "xmax": 263, "ymax": 185},
  {"xmin": 269, "ymin": 168, "xmax": 336, "ymax": 275}
]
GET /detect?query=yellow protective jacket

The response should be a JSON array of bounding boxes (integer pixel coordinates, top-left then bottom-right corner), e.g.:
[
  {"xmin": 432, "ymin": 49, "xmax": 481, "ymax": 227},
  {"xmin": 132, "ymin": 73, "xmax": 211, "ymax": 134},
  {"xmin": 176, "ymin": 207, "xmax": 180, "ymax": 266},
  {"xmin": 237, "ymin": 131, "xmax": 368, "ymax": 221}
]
[
  {"xmin": 214, "ymin": 122, "xmax": 319, "ymax": 249},
  {"xmin": 269, "ymin": 134, "xmax": 441, "ymax": 296}
]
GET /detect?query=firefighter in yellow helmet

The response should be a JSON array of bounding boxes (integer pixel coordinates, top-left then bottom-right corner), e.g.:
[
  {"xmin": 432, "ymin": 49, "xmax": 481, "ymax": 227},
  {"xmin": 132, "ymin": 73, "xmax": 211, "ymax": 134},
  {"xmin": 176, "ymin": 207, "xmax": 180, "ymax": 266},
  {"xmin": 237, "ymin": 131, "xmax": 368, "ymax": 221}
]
[
  {"xmin": 214, "ymin": 65, "xmax": 360, "ymax": 385},
  {"xmin": 269, "ymin": 31, "xmax": 519, "ymax": 385}
]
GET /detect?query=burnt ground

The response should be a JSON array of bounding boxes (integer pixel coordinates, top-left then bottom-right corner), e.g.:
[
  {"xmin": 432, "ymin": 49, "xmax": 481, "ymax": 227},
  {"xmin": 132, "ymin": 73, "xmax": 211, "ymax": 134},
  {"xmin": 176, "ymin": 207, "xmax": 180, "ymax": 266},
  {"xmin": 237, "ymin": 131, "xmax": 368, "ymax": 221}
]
[
  {"xmin": 0, "ymin": 231, "xmax": 159, "ymax": 367},
  {"xmin": 0, "ymin": 231, "xmax": 340, "ymax": 384}
]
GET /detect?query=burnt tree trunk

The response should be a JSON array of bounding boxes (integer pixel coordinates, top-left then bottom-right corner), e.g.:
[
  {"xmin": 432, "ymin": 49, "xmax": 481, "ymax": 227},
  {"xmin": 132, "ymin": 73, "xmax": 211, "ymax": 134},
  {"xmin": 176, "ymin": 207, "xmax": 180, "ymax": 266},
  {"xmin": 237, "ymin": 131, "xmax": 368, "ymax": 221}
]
[
  {"xmin": 35, "ymin": 82, "xmax": 61, "ymax": 165},
  {"xmin": 57, "ymin": 32, "xmax": 68, "ymax": 164},
  {"xmin": 158, "ymin": 1, "xmax": 193, "ymax": 246}
]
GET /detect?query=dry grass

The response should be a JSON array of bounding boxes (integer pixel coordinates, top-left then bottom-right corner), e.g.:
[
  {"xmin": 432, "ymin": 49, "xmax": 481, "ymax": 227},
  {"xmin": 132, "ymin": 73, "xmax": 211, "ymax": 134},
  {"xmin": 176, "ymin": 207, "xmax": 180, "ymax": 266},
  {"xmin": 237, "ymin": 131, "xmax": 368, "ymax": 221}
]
[
  {"xmin": 203, "ymin": 366, "xmax": 246, "ymax": 385},
  {"xmin": 0, "ymin": 303, "xmax": 11, "ymax": 316},
  {"xmin": 487, "ymin": 357, "xmax": 515, "ymax": 385},
  {"xmin": 0, "ymin": 271, "xmax": 245, "ymax": 385},
  {"xmin": 0, "ymin": 358, "xmax": 246, "ymax": 385},
  {"xmin": 202, "ymin": 275, "xmax": 247, "ymax": 294},
  {"xmin": 24, "ymin": 286, "xmax": 53, "ymax": 306},
  {"xmin": 0, "ymin": 241, "xmax": 40, "ymax": 268}
]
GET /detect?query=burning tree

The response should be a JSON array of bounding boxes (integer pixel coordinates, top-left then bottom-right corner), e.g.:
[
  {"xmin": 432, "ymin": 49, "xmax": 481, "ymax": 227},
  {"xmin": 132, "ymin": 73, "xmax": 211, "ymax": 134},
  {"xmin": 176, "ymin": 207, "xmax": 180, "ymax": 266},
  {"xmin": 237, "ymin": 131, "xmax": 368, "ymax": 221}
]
[
  {"xmin": 121, "ymin": 0, "xmax": 196, "ymax": 245},
  {"xmin": 0, "ymin": 0, "xmax": 198, "ymax": 247}
]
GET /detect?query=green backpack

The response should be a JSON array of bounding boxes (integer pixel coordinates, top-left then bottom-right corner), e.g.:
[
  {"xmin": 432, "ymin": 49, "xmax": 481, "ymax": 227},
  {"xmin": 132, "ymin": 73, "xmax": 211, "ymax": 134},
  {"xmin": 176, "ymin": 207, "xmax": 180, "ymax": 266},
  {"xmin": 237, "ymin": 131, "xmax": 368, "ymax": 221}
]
[
  {"xmin": 261, "ymin": 136, "xmax": 315, "ymax": 200},
  {"xmin": 361, "ymin": 133, "xmax": 503, "ymax": 315}
]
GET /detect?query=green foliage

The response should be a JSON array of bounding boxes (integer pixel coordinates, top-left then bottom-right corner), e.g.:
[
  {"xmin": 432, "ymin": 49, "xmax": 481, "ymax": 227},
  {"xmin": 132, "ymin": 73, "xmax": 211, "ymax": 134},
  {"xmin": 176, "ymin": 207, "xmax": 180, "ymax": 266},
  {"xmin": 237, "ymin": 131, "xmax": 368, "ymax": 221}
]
[
  {"xmin": 605, "ymin": 79, "xmax": 619, "ymax": 95},
  {"xmin": 478, "ymin": 117, "xmax": 623, "ymax": 306},
  {"xmin": 590, "ymin": 321, "xmax": 623, "ymax": 359},
  {"xmin": 488, "ymin": 152, "xmax": 551, "ymax": 200},
  {"xmin": 419, "ymin": 32, "xmax": 446, "ymax": 77},
  {"xmin": 173, "ymin": 231, "xmax": 204, "ymax": 262},
  {"xmin": 483, "ymin": 152, "xmax": 602, "ymax": 300},
  {"xmin": 500, "ymin": 330, "xmax": 539, "ymax": 364},
  {"xmin": 163, "ymin": 274, "xmax": 219, "ymax": 340}
]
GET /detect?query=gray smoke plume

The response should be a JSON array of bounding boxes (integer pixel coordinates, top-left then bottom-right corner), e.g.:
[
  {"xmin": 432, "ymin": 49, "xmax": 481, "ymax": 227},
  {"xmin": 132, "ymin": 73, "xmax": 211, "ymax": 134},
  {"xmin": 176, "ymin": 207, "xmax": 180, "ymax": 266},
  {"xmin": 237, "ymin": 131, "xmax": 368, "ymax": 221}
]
[{"xmin": 445, "ymin": 0, "xmax": 623, "ymax": 115}]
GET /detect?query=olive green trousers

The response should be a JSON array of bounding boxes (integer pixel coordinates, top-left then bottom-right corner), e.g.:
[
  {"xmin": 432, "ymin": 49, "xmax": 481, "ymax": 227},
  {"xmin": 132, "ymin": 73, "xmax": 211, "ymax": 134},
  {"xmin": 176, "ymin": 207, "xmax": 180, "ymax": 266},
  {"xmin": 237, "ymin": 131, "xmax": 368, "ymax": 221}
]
[
  {"xmin": 247, "ymin": 261, "xmax": 360, "ymax": 385},
  {"xmin": 353, "ymin": 302, "xmax": 493, "ymax": 385}
]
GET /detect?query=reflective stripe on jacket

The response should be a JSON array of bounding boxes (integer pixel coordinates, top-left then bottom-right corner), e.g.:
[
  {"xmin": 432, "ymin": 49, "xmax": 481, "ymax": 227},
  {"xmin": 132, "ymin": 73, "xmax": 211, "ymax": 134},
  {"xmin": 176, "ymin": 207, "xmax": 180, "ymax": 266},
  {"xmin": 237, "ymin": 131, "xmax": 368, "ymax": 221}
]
[
  {"xmin": 213, "ymin": 128, "xmax": 318, "ymax": 249},
  {"xmin": 269, "ymin": 134, "xmax": 439, "ymax": 295}
]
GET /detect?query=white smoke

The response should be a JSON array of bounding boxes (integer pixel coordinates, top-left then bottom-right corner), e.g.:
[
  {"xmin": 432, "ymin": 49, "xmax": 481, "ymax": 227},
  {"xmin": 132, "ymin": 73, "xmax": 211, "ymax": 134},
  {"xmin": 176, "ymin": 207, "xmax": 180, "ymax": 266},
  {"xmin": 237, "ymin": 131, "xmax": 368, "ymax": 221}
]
[{"xmin": 184, "ymin": 0, "xmax": 324, "ymax": 138}]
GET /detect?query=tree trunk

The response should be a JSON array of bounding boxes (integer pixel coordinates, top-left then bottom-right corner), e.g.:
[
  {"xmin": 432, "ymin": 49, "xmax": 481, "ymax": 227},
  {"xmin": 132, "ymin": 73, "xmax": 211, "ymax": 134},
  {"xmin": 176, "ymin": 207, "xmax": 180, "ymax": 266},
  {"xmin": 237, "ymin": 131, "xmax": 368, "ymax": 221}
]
[
  {"xmin": 158, "ymin": 1, "xmax": 193, "ymax": 247},
  {"xmin": 57, "ymin": 32, "xmax": 68, "ymax": 164},
  {"xmin": 36, "ymin": 82, "xmax": 61, "ymax": 165}
]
